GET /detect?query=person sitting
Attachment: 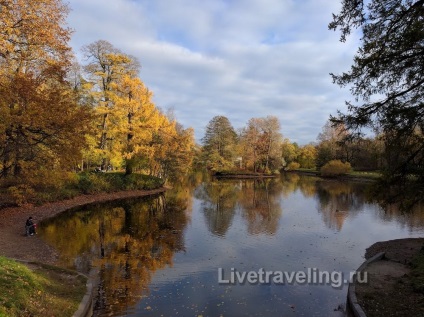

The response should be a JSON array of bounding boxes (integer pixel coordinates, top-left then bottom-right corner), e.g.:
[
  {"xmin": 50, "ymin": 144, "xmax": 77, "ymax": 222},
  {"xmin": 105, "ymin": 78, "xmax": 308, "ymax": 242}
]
[{"xmin": 25, "ymin": 217, "xmax": 36, "ymax": 236}]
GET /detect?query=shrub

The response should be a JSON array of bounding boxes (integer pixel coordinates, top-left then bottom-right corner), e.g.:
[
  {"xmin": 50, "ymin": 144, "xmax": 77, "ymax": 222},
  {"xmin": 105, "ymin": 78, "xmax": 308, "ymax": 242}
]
[
  {"xmin": 77, "ymin": 172, "xmax": 163, "ymax": 193},
  {"xmin": 0, "ymin": 171, "xmax": 164, "ymax": 206},
  {"xmin": 76, "ymin": 172, "xmax": 112, "ymax": 194},
  {"xmin": 320, "ymin": 160, "xmax": 352, "ymax": 177},
  {"xmin": 286, "ymin": 162, "xmax": 300, "ymax": 170},
  {"xmin": 123, "ymin": 174, "xmax": 164, "ymax": 190},
  {"xmin": 7, "ymin": 185, "xmax": 35, "ymax": 206}
]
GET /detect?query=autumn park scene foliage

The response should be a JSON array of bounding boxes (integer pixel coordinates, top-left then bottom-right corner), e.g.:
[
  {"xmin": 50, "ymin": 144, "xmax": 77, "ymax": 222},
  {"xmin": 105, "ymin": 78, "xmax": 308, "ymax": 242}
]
[
  {"xmin": 0, "ymin": 0, "xmax": 423, "ymax": 316},
  {"xmin": 0, "ymin": 0, "xmax": 195, "ymax": 206},
  {"xmin": 1, "ymin": 0, "xmax": 422, "ymax": 209}
]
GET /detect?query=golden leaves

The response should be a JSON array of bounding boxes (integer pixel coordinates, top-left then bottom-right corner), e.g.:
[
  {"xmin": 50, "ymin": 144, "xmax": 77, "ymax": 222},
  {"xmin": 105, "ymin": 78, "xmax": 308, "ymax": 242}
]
[{"xmin": 82, "ymin": 41, "xmax": 194, "ymax": 177}]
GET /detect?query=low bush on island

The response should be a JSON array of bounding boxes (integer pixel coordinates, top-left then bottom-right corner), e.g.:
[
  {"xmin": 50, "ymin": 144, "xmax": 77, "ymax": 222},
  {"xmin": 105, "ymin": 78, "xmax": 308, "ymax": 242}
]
[{"xmin": 320, "ymin": 160, "xmax": 352, "ymax": 177}]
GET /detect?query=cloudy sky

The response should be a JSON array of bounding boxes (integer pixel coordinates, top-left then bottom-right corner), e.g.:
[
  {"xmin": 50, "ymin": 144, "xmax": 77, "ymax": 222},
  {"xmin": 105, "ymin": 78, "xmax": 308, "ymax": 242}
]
[{"xmin": 66, "ymin": 0, "xmax": 360, "ymax": 144}]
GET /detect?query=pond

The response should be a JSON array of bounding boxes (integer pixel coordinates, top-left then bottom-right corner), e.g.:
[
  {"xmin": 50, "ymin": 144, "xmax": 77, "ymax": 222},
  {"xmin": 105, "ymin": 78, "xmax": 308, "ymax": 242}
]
[{"xmin": 39, "ymin": 174, "xmax": 424, "ymax": 316}]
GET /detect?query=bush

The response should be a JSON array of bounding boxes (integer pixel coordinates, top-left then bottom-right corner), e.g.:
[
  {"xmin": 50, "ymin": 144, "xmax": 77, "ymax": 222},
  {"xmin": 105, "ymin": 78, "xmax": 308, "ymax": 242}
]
[
  {"xmin": 123, "ymin": 173, "xmax": 164, "ymax": 190},
  {"xmin": 320, "ymin": 160, "xmax": 352, "ymax": 177},
  {"xmin": 6, "ymin": 185, "xmax": 35, "ymax": 206},
  {"xmin": 77, "ymin": 172, "xmax": 163, "ymax": 193},
  {"xmin": 286, "ymin": 162, "xmax": 300, "ymax": 170},
  {"xmin": 0, "ymin": 171, "xmax": 164, "ymax": 206}
]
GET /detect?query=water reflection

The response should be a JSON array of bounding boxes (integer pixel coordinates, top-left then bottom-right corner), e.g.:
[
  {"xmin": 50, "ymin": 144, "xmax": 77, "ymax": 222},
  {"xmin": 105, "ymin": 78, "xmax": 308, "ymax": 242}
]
[
  {"xmin": 195, "ymin": 180, "xmax": 239, "ymax": 236},
  {"xmin": 238, "ymin": 179, "xmax": 283, "ymax": 235},
  {"xmin": 315, "ymin": 181, "xmax": 365, "ymax": 231},
  {"xmin": 40, "ymin": 190, "xmax": 191, "ymax": 316},
  {"xmin": 38, "ymin": 174, "xmax": 424, "ymax": 317}
]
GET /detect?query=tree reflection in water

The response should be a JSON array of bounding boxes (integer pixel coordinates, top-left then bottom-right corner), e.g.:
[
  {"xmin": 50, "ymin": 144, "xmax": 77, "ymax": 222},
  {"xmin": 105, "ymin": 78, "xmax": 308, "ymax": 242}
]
[
  {"xmin": 39, "ymin": 190, "xmax": 191, "ymax": 316},
  {"xmin": 238, "ymin": 179, "xmax": 283, "ymax": 235},
  {"xmin": 194, "ymin": 180, "xmax": 240, "ymax": 236},
  {"xmin": 38, "ymin": 174, "xmax": 424, "ymax": 316}
]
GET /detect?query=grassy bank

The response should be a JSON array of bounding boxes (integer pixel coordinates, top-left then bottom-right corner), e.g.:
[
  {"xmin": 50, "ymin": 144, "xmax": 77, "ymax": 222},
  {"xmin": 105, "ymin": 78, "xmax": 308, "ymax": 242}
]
[
  {"xmin": 348, "ymin": 171, "xmax": 382, "ymax": 180},
  {"xmin": 0, "ymin": 172, "xmax": 164, "ymax": 208},
  {"xmin": 0, "ymin": 257, "xmax": 87, "ymax": 317},
  {"xmin": 214, "ymin": 170, "xmax": 278, "ymax": 178},
  {"xmin": 411, "ymin": 248, "xmax": 424, "ymax": 294},
  {"xmin": 287, "ymin": 168, "xmax": 381, "ymax": 180}
]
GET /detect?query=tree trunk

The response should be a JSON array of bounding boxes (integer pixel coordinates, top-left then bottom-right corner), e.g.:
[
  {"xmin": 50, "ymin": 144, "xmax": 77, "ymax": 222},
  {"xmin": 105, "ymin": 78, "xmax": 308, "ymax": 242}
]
[{"xmin": 125, "ymin": 112, "xmax": 134, "ymax": 175}]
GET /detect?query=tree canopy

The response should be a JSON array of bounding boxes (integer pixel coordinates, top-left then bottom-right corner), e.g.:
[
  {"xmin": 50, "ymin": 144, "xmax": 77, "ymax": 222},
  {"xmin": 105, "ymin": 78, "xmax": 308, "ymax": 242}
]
[
  {"xmin": 329, "ymin": 0, "xmax": 424, "ymax": 207},
  {"xmin": 0, "ymin": 0, "xmax": 91, "ymax": 180},
  {"xmin": 0, "ymin": 1, "xmax": 195, "ymax": 205},
  {"xmin": 201, "ymin": 116, "xmax": 238, "ymax": 171}
]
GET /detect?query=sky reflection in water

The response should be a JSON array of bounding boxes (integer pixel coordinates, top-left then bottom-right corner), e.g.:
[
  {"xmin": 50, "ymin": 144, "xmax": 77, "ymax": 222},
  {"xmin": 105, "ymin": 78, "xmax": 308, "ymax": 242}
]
[{"xmin": 39, "ymin": 174, "xmax": 424, "ymax": 316}]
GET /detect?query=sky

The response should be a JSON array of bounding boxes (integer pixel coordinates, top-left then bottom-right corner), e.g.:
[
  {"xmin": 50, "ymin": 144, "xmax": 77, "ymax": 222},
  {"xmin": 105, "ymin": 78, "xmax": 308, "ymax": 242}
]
[{"xmin": 66, "ymin": 0, "xmax": 360, "ymax": 145}]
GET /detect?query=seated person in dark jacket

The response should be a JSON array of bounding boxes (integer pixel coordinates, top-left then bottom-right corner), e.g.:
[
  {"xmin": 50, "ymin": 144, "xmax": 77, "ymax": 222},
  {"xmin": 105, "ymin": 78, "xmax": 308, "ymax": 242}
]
[{"xmin": 25, "ymin": 217, "xmax": 36, "ymax": 236}]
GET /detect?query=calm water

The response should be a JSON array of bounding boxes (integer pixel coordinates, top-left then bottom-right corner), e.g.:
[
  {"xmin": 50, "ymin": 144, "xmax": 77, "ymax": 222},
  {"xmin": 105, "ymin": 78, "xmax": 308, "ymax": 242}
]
[{"xmin": 39, "ymin": 174, "xmax": 424, "ymax": 317}]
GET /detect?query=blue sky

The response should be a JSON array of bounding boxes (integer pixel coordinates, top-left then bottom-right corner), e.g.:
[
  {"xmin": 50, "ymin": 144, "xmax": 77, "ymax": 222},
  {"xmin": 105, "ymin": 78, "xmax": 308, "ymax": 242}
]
[{"xmin": 66, "ymin": 0, "xmax": 360, "ymax": 144}]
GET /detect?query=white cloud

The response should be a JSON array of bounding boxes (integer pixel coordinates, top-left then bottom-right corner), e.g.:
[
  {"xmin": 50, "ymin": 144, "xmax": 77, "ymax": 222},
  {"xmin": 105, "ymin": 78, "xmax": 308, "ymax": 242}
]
[{"xmin": 66, "ymin": 0, "xmax": 359, "ymax": 144}]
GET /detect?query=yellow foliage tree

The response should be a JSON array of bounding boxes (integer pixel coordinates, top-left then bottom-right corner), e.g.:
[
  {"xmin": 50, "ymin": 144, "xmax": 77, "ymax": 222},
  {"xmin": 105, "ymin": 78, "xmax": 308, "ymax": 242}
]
[
  {"xmin": 82, "ymin": 41, "xmax": 140, "ymax": 170},
  {"xmin": 82, "ymin": 41, "xmax": 195, "ymax": 179},
  {"xmin": 0, "ymin": 0, "xmax": 91, "ymax": 189},
  {"xmin": 111, "ymin": 75, "xmax": 159, "ymax": 174}
]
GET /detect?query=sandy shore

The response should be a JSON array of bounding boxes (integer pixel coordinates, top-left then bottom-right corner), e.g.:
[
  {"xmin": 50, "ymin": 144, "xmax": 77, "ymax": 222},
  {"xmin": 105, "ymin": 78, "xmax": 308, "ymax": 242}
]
[{"xmin": 0, "ymin": 188, "xmax": 166, "ymax": 264}]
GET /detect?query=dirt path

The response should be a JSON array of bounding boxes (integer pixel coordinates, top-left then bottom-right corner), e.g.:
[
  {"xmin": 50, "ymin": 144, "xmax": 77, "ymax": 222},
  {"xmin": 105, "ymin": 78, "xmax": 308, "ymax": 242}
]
[
  {"xmin": 354, "ymin": 238, "xmax": 424, "ymax": 317},
  {"xmin": 0, "ymin": 188, "xmax": 166, "ymax": 265}
]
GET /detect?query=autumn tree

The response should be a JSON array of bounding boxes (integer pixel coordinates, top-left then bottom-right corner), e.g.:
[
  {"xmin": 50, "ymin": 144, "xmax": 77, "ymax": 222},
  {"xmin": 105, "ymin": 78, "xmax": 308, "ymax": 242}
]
[
  {"xmin": 151, "ymin": 122, "xmax": 195, "ymax": 182},
  {"xmin": 81, "ymin": 40, "xmax": 195, "ymax": 179},
  {"xmin": 239, "ymin": 118, "xmax": 262, "ymax": 172},
  {"xmin": 240, "ymin": 116, "xmax": 283, "ymax": 173},
  {"xmin": 110, "ymin": 74, "xmax": 158, "ymax": 174},
  {"xmin": 316, "ymin": 121, "xmax": 350, "ymax": 168},
  {"xmin": 82, "ymin": 40, "xmax": 140, "ymax": 170},
  {"xmin": 259, "ymin": 116, "xmax": 283, "ymax": 172},
  {"xmin": 297, "ymin": 144, "xmax": 317, "ymax": 169},
  {"xmin": 201, "ymin": 116, "xmax": 238, "ymax": 171},
  {"xmin": 330, "ymin": 0, "xmax": 424, "ymax": 207},
  {"xmin": 0, "ymin": 0, "xmax": 91, "ymax": 186},
  {"xmin": 280, "ymin": 138, "xmax": 298, "ymax": 168}
]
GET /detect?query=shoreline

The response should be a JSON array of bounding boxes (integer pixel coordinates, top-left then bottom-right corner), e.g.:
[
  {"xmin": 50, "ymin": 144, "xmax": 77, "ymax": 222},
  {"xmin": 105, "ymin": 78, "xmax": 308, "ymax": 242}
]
[
  {"xmin": 353, "ymin": 237, "xmax": 424, "ymax": 317},
  {"xmin": 214, "ymin": 174, "xmax": 277, "ymax": 179},
  {"xmin": 285, "ymin": 170, "xmax": 379, "ymax": 182},
  {"xmin": 0, "ymin": 187, "xmax": 167, "ymax": 265}
]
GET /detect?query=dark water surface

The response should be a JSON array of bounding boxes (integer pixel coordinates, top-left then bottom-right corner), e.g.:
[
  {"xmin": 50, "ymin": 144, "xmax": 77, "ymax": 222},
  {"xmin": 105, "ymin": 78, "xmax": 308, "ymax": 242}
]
[{"xmin": 39, "ymin": 174, "xmax": 424, "ymax": 316}]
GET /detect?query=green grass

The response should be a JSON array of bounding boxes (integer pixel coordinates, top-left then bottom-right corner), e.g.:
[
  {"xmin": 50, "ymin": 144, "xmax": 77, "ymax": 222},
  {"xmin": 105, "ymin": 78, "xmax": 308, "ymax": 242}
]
[
  {"xmin": 411, "ymin": 249, "xmax": 424, "ymax": 294},
  {"xmin": 289, "ymin": 168, "xmax": 381, "ymax": 180},
  {"xmin": 214, "ymin": 169, "xmax": 279, "ymax": 177},
  {"xmin": 0, "ymin": 257, "xmax": 87, "ymax": 317},
  {"xmin": 287, "ymin": 168, "xmax": 319, "ymax": 174},
  {"xmin": 348, "ymin": 171, "xmax": 382, "ymax": 179},
  {"xmin": 294, "ymin": 168, "xmax": 319, "ymax": 172}
]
